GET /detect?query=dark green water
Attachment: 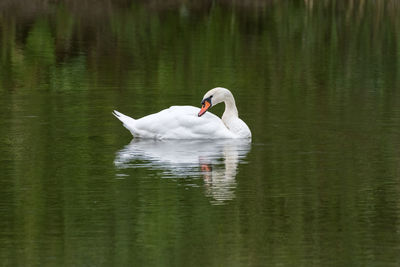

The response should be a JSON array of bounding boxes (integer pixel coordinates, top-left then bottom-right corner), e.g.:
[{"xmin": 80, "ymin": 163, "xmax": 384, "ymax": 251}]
[{"xmin": 1, "ymin": 1, "xmax": 400, "ymax": 266}]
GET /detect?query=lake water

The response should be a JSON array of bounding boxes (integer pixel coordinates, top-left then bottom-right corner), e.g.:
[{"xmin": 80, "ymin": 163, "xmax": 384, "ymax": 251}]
[{"xmin": 1, "ymin": 1, "xmax": 400, "ymax": 266}]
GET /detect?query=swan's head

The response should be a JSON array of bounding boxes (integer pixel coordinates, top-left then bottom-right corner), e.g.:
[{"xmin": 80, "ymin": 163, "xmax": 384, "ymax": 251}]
[{"xmin": 198, "ymin": 87, "xmax": 232, "ymax": 117}]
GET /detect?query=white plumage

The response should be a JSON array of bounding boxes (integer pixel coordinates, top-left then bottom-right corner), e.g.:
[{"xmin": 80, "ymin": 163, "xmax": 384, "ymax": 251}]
[{"xmin": 113, "ymin": 87, "xmax": 251, "ymax": 139}]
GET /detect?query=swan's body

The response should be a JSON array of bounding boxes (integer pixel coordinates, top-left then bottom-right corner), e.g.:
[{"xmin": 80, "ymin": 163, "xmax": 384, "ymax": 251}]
[{"xmin": 113, "ymin": 87, "xmax": 251, "ymax": 139}]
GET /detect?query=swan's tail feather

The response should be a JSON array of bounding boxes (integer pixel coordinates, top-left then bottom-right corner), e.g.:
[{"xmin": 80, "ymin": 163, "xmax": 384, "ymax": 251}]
[
  {"xmin": 113, "ymin": 110, "xmax": 135, "ymax": 122},
  {"xmin": 112, "ymin": 110, "xmax": 137, "ymax": 133},
  {"xmin": 112, "ymin": 110, "xmax": 125, "ymax": 118}
]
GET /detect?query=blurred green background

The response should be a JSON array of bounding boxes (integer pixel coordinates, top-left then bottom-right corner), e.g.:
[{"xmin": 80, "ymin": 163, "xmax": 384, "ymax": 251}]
[{"xmin": 0, "ymin": 1, "xmax": 400, "ymax": 266}]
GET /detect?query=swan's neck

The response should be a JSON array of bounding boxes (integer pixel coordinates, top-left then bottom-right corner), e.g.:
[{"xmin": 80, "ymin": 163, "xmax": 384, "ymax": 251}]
[{"xmin": 221, "ymin": 94, "xmax": 238, "ymax": 124}]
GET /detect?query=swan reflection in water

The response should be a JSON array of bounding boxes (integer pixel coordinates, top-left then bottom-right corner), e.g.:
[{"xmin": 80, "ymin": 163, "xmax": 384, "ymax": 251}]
[{"xmin": 114, "ymin": 139, "xmax": 251, "ymax": 204}]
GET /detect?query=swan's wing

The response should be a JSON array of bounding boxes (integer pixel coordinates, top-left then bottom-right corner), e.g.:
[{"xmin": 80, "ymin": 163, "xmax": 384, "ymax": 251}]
[{"xmin": 134, "ymin": 106, "xmax": 237, "ymax": 139}]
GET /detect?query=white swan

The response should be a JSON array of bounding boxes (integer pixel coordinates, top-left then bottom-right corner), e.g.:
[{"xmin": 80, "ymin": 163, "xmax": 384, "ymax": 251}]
[{"xmin": 113, "ymin": 87, "xmax": 251, "ymax": 139}]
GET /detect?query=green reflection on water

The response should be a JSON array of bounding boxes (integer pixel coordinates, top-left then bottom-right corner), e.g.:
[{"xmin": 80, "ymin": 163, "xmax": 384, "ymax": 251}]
[{"xmin": 0, "ymin": 1, "xmax": 400, "ymax": 266}]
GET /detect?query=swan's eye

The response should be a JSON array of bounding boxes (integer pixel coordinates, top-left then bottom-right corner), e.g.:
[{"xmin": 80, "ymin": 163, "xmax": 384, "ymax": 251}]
[{"xmin": 201, "ymin": 96, "xmax": 213, "ymax": 105}]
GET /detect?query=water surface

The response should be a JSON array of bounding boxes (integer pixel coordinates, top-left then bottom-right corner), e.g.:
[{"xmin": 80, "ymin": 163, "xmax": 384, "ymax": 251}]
[{"xmin": 1, "ymin": 1, "xmax": 400, "ymax": 266}]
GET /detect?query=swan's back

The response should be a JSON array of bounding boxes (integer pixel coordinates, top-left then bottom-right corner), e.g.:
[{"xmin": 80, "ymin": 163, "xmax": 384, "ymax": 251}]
[{"xmin": 114, "ymin": 106, "xmax": 238, "ymax": 139}]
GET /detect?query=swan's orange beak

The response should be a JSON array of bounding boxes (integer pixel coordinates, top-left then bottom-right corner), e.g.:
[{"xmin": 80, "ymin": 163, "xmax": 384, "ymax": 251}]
[{"xmin": 198, "ymin": 100, "xmax": 211, "ymax": 117}]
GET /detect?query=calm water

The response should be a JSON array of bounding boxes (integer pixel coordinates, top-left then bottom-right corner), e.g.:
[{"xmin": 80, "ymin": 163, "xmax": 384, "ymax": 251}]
[{"xmin": 1, "ymin": 1, "xmax": 400, "ymax": 266}]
